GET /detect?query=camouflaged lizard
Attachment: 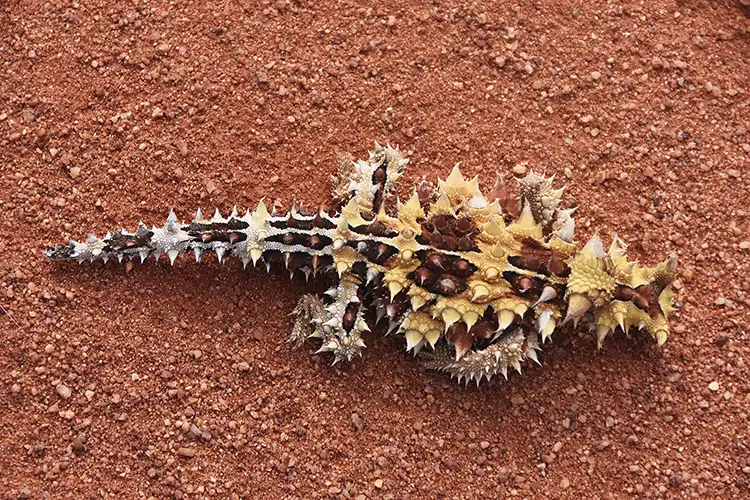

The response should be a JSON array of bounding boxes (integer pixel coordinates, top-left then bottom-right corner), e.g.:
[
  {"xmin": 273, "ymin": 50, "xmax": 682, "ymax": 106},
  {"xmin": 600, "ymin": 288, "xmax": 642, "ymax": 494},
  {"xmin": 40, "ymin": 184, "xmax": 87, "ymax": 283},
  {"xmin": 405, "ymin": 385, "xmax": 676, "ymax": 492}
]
[{"xmin": 45, "ymin": 144, "xmax": 678, "ymax": 385}]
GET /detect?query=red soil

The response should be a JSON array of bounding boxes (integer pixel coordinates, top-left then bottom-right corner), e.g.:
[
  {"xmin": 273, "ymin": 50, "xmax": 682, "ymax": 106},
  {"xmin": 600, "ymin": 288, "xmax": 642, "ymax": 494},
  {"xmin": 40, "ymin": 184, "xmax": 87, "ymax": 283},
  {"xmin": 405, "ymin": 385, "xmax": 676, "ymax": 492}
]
[{"xmin": 1, "ymin": 0, "xmax": 749, "ymax": 498}]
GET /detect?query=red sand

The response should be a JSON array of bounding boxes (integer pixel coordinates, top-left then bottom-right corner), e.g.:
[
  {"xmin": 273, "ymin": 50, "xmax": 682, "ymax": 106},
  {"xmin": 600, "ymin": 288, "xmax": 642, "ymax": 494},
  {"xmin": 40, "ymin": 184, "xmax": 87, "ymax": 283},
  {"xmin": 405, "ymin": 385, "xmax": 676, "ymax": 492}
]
[{"xmin": 1, "ymin": 1, "xmax": 749, "ymax": 498}]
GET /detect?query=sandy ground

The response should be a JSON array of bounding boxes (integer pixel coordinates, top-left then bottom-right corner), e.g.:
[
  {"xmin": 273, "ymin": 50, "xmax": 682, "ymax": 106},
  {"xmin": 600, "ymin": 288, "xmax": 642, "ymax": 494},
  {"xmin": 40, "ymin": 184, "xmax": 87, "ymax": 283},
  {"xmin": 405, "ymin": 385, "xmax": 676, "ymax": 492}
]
[{"xmin": 1, "ymin": 0, "xmax": 749, "ymax": 498}]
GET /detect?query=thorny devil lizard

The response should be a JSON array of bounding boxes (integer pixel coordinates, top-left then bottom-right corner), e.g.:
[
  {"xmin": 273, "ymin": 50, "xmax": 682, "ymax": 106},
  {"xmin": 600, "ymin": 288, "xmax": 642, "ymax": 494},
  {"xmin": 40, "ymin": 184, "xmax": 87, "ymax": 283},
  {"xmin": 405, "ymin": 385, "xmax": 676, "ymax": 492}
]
[{"xmin": 44, "ymin": 143, "xmax": 678, "ymax": 385}]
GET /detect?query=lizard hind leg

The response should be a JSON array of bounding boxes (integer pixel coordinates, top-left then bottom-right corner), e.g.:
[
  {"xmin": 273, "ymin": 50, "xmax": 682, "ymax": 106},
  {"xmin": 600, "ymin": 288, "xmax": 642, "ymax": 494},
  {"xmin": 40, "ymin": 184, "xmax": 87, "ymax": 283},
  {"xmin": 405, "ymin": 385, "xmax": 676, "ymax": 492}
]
[
  {"xmin": 517, "ymin": 170, "xmax": 568, "ymax": 233},
  {"xmin": 288, "ymin": 293, "xmax": 328, "ymax": 350},
  {"xmin": 420, "ymin": 327, "xmax": 539, "ymax": 386},
  {"xmin": 331, "ymin": 143, "xmax": 409, "ymax": 220},
  {"xmin": 289, "ymin": 272, "xmax": 370, "ymax": 365}
]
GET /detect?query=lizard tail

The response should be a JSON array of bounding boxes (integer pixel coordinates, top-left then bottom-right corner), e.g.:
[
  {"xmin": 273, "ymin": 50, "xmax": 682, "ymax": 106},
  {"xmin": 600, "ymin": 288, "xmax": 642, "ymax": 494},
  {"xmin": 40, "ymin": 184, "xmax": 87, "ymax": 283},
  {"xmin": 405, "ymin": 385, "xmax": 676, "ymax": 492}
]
[{"xmin": 43, "ymin": 204, "xmax": 339, "ymax": 279}]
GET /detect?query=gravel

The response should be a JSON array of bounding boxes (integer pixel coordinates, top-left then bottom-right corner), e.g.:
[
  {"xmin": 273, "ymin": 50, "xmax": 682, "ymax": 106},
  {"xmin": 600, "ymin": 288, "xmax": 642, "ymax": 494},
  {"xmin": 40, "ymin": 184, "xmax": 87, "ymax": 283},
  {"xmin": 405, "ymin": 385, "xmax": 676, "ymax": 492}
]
[
  {"xmin": 55, "ymin": 384, "xmax": 72, "ymax": 399},
  {"xmin": 3, "ymin": 2, "xmax": 748, "ymax": 498}
]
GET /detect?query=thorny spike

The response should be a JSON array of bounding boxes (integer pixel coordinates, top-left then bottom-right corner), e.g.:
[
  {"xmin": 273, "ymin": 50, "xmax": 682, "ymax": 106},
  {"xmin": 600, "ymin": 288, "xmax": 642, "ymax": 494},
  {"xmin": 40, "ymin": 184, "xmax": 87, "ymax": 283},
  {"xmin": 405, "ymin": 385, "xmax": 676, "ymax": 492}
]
[
  {"xmin": 44, "ymin": 143, "xmax": 677, "ymax": 385},
  {"xmin": 564, "ymin": 294, "xmax": 592, "ymax": 325},
  {"xmin": 533, "ymin": 286, "xmax": 558, "ymax": 307}
]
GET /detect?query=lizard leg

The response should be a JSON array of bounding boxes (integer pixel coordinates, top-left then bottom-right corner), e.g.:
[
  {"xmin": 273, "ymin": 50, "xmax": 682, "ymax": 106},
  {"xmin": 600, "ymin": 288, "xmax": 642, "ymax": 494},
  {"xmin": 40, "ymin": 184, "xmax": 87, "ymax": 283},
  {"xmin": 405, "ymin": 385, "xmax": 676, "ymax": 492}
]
[
  {"xmin": 289, "ymin": 271, "xmax": 370, "ymax": 365},
  {"xmin": 517, "ymin": 170, "xmax": 569, "ymax": 234},
  {"xmin": 420, "ymin": 327, "xmax": 541, "ymax": 387},
  {"xmin": 329, "ymin": 143, "xmax": 409, "ymax": 219},
  {"xmin": 288, "ymin": 294, "xmax": 328, "ymax": 350}
]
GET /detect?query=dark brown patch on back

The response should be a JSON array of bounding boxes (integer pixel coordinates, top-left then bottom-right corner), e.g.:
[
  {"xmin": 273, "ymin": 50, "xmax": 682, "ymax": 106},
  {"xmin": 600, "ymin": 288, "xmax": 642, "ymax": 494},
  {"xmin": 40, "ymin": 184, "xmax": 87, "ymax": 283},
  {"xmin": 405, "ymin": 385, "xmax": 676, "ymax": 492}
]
[
  {"xmin": 418, "ymin": 215, "xmax": 480, "ymax": 252},
  {"xmin": 508, "ymin": 237, "xmax": 571, "ymax": 277}
]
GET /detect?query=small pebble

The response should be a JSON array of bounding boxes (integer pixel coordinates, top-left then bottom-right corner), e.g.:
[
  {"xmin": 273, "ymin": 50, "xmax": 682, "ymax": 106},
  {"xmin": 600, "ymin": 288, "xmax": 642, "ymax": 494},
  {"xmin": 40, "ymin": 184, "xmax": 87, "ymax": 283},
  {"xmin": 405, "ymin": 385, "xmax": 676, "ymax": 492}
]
[
  {"xmin": 351, "ymin": 413, "xmax": 365, "ymax": 431},
  {"xmin": 595, "ymin": 439, "xmax": 611, "ymax": 451},
  {"xmin": 708, "ymin": 381, "xmax": 720, "ymax": 392},
  {"xmin": 176, "ymin": 139, "xmax": 188, "ymax": 156},
  {"xmin": 510, "ymin": 394, "xmax": 525, "ymax": 405},
  {"xmin": 71, "ymin": 439, "xmax": 85, "ymax": 454},
  {"xmin": 714, "ymin": 334, "xmax": 730, "ymax": 346},
  {"xmin": 177, "ymin": 447, "xmax": 196, "ymax": 458},
  {"xmin": 56, "ymin": 384, "xmax": 72, "ymax": 399}
]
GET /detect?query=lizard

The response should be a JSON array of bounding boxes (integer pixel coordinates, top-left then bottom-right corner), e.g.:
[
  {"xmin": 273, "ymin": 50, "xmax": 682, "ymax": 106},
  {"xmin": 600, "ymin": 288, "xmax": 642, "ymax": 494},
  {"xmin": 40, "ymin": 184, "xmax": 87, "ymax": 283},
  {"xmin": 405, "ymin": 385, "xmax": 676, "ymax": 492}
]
[{"xmin": 44, "ymin": 143, "xmax": 678, "ymax": 385}]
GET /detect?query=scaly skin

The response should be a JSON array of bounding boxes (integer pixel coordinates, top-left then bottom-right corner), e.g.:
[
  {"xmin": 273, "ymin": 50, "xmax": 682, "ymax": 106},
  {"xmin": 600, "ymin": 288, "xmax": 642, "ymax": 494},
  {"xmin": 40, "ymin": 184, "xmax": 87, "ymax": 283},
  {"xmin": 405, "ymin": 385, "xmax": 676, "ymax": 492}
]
[{"xmin": 44, "ymin": 143, "xmax": 678, "ymax": 385}]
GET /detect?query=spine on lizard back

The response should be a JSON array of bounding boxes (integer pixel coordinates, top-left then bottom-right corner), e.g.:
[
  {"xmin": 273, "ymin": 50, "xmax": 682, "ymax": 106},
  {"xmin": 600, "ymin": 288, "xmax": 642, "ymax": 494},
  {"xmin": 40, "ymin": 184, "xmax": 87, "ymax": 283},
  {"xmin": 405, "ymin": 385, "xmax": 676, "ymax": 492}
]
[{"xmin": 43, "ymin": 204, "xmax": 340, "ymax": 279}]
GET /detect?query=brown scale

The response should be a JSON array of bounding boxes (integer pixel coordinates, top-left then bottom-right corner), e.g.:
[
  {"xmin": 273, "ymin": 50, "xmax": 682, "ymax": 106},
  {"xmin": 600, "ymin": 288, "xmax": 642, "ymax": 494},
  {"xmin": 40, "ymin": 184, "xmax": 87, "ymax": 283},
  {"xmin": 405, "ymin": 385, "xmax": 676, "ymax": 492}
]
[
  {"xmin": 416, "ymin": 179, "xmax": 437, "ymax": 207},
  {"xmin": 614, "ymin": 284, "xmax": 659, "ymax": 315},
  {"xmin": 313, "ymin": 211, "xmax": 336, "ymax": 229},
  {"xmin": 411, "ymin": 252, "xmax": 475, "ymax": 296},
  {"xmin": 475, "ymin": 307, "xmax": 499, "ymax": 337},
  {"xmin": 446, "ymin": 309, "xmax": 498, "ymax": 356},
  {"xmin": 371, "ymin": 164, "xmax": 388, "ymax": 214},
  {"xmin": 226, "ymin": 218, "xmax": 249, "ymax": 230},
  {"xmin": 269, "ymin": 233, "xmax": 332, "ymax": 250},
  {"xmin": 286, "ymin": 253, "xmax": 313, "ymax": 275},
  {"xmin": 419, "ymin": 215, "xmax": 480, "ymax": 252},
  {"xmin": 450, "ymin": 258, "xmax": 474, "ymax": 278},
  {"xmin": 107, "ymin": 231, "xmax": 153, "ymax": 252},
  {"xmin": 352, "ymin": 220, "xmax": 398, "ymax": 238},
  {"xmin": 367, "ymin": 220, "xmax": 398, "ymax": 238},
  {"xmin": 414, "ymin": 267, "xmax": 435, "ymax": 287},
  {"xmin": 195, "ymin": 231, "xmax": 247, "ymax": 244},
  {"xmin": 446, "ymin": 322, "xmax": 470, "ymax": 354},
  {"xmin": 311, "ymin": 254, "xmax": 334, "ymax": 273},
  {"xmin": 263, "ymin": 250, "xmax": 284, "ymax": 266},
  {"xmin": 288, "ymin": 217, "xmax": 314, "ymax": 230},
  {"xmin": 485, "ymin": 176, "xmax": 521, "ymax": 220},
  {"xmin": 508, "ymin": 237, "xmax": 571, "ymax": 277},
  {"xmin": 353, "ymin": 241, "xmax": 398, "ymax": 265},
  {"xmin": 272, "ymin": 216, "xmax": 313, "ymax": 230},
  {"xmin": 307, "ymin": 234, "xmax": 332, "ymax": 250},
  {"xmin": 282, "ymin": 233, "xmax": 304, "ymax": 246},
  {"xmin": 433, "ymin": 274, "xmax": 468, "ymax": 296},
  {"xmin": 374, "ymin": 286, "xmax": 409, "ymax": 323},
  {"xmin": 342, "ymin": 302, "xmax": 360, "ymax": 332},
  {"xmin": 349, "ymin": 261, "xmax": 369, "ymax": 279},
  {"xmin": 185, "ymin": 220, "xmax": 250, "ymax": 244},
  {"xmin": 503, "ymin": 271, "xmax": 545, "ymax": 296}
]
